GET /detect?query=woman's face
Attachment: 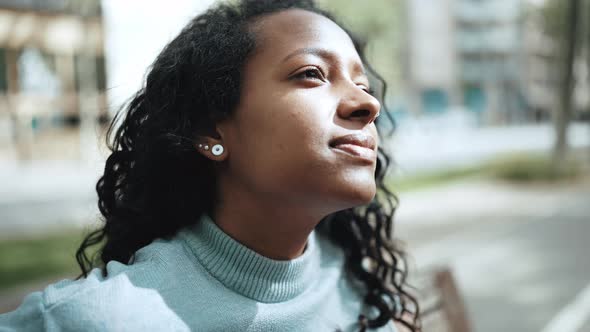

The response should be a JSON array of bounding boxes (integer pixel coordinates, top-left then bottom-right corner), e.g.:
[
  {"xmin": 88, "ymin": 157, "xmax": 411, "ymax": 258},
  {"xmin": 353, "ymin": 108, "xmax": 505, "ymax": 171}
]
[{"xmin": 218, "ymin": 9, "xmax": 381, "ymax": 215}]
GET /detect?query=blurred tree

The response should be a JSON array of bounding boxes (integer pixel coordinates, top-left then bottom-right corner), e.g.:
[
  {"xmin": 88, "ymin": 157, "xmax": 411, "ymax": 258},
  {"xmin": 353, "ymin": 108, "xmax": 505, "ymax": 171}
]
[
  {"xmin": 317, "ymin": 0, "xmax": 405, "ymax": 103},
  {"xmin": 540, "ymin": 0, "xmax": 583, "ymax": 169}
]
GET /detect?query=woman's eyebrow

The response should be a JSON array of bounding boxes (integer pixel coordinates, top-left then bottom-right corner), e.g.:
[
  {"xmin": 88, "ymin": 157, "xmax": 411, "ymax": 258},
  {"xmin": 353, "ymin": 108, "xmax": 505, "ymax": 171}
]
[
  {"xmin": 281, "ymin": 47, "xmax": 367, "ymax": 77},
  {"xmin": 282, "ymin": 47, "xmax": 336, "ymax": 63}
]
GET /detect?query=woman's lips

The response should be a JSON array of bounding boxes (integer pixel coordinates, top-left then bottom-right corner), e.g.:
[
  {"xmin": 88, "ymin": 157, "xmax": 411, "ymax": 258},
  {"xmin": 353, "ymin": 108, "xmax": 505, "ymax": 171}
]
[{"xmin": 331, "ymin": 143, "xmax": 377, "ymax": 163}]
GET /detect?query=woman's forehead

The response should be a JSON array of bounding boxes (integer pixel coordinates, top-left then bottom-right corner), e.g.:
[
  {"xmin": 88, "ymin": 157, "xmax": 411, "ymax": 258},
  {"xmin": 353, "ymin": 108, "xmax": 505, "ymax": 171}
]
[{"xmin": 250, "ymin": 9, "xmax": 361, "ymax": 65}]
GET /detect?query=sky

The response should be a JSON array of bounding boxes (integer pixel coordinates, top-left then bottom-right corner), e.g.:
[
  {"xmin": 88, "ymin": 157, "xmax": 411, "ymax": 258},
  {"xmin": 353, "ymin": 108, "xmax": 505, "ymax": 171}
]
[{"xmin": 101, "ymin": 0, "xmax": 216, "ymax": 111}]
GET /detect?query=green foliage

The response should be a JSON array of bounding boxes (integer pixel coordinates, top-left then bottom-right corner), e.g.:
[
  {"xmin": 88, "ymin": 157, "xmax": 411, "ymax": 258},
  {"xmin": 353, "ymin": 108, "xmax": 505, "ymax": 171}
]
[
  {"xmin": 318, "ymin": 0, "xmax": 394, "ymax": 35},
  {"xmin": 317, "ymin": 0, "xmax": 405, "ymax": 95},
  {"xmin": 0, "ymin": 231, "xmax": 86, "ymax": 291},
  {"xmin": 388, "ymin": 166, "xmax": 484, "ymax": 192},
  {"xmin": 540, "ymin": 0, "xmax": 589, "ymax": 53},
  {"xmin": 540, "ymin": 0, "xmax": 568, "ymax": 38},
  {"xmin": 388, "ymin": 153, "xmax": 584, "ymax": 192},
  {"xmin": 487, "ymin": 153, "xmax": 581, "ymax": 182}
]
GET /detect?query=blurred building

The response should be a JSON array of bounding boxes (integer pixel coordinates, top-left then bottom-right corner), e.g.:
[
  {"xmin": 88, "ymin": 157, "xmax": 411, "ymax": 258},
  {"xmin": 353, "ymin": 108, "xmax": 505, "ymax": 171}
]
[
  {"xmin": 406, "ymin": 0, "xmax": 530, "ymax": 125},
  {"xmin": 406, "ymin": 0, "xmax": 459, "ymax": 117},
  {"xmin": 0, "ymin": 0, "xmax": 107, "ymax": 160}
]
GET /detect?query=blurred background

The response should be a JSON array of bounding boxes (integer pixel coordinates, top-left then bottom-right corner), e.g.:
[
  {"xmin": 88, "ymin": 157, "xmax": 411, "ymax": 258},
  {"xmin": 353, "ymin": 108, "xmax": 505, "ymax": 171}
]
[{"xmin": 0, "ymin": 0, "xmax": 589, "ymax": 331}]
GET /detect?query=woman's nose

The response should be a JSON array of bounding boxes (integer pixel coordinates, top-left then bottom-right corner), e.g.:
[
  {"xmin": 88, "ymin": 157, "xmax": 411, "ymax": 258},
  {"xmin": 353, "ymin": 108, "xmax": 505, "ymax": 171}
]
[{"xmin": 336, "ymin": 86, "xmax": 381, "ymax": 125}]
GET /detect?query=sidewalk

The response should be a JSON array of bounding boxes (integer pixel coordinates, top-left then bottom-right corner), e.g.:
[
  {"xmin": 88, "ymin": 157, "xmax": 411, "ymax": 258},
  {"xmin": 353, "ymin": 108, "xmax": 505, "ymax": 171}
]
[
  {"xmin": 387, "ymin": 122, "xmax": 590, "ymax": 175},
  {"xmin": 0, "ymin": 160, "xmax": 102, "ymax": 238},
  {"xmin": 394, "ymin": 175, "xmax": 590, "ymax": 268},
  {"xmin": 396, "ymin": 175, "xmax": 590, "ymax": 227}
]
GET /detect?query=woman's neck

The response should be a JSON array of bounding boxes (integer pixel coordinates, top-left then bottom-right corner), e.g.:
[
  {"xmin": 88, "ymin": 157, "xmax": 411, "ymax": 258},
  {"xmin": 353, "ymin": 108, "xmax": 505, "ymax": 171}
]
[
  {"xmin": 212, "ymin": 203, "xmax": 316, "ymax": 260},
  {"xmin": 212, "ymin": 185, "xmax": 329, "ymax": 260}
]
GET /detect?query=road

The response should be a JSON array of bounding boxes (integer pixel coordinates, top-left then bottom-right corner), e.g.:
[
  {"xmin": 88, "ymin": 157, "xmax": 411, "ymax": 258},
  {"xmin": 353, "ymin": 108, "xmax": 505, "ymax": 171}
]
[{"xmin": 397, "ymin": 178, "xmax": 590, "ymax": 332}]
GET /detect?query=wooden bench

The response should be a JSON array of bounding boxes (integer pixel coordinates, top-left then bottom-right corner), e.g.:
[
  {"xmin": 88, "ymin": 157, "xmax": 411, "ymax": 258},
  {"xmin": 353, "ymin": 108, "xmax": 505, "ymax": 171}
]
[{"xmin": 411, "ymin": 266, "xmax": 472, "ymax": 332}]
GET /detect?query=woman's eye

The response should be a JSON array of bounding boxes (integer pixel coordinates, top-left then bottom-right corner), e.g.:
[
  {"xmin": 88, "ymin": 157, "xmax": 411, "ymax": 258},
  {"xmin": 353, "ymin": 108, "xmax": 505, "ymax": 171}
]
[{"xmin": 293, "ymin": 68, "xmax": 324, "ymax": 81}]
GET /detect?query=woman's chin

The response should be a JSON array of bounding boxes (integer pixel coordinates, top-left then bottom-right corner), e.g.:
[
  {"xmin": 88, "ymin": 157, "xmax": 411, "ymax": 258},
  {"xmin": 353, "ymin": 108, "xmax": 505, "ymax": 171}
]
[
  {"xmin": 350, "ymin": 188, "xmax": 377, "ymax": 206},
  {"xmin": 333, "ymin": 181, "xmax": 377, "ymax": 209}
]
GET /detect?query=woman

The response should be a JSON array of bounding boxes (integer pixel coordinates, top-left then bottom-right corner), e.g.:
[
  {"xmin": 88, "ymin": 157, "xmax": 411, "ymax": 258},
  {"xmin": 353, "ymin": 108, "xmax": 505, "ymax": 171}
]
[{"xmin": 0, "ymin": 0, "xmax": 419, "ymax": 331}]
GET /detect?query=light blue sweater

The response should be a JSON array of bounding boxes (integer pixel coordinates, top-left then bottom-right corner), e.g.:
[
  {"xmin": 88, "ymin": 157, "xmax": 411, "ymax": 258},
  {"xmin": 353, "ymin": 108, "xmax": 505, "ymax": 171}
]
[{"xmin": 0, "ymin": 214, "xmax": 397, "ymax": 331}]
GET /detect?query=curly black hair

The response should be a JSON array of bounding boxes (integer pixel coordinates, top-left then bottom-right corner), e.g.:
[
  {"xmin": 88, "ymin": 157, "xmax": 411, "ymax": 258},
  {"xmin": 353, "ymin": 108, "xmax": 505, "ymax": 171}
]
[{"xmin": 75, "ymin": 0, "xmax": 421, "ymax": 331}]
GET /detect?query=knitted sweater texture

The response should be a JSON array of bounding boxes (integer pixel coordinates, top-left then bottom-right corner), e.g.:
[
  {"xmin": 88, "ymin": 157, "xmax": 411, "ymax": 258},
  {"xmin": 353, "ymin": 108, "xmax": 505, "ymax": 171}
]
[{"xmin": 0, "ymin": 215, "xmax": 397, "ymax": 332}]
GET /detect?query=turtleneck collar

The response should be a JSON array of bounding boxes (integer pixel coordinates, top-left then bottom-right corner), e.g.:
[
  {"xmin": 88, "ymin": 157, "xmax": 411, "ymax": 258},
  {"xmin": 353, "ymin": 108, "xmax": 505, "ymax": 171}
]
[{"xmin": 178, "ymin": 214, "xmax": 321, "ymax": 303}]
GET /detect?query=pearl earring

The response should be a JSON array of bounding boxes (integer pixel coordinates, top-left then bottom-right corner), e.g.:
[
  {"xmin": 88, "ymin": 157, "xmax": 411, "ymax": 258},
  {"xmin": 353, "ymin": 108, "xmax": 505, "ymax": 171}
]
[{"xmin": 211, "ymin": 144, "xmax": 224, "ymax": 156}]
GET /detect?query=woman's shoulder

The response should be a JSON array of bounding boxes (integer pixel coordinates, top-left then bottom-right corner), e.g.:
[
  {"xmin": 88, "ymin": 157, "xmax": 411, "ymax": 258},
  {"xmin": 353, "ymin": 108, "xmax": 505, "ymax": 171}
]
[
  {"xmin": 52, "ymin": 268, "xmax": 190, "ymax": 331},
  {"xmin": 0, "ymin": 272, "xmax": 191, "ymax": 331},
  {"xmin": 41, "ymin": 237, "xmax": 184, "ymax": 303},
  {"xmin": 0, "ymin": 237, "xmax": 193, "ymax": 331}
]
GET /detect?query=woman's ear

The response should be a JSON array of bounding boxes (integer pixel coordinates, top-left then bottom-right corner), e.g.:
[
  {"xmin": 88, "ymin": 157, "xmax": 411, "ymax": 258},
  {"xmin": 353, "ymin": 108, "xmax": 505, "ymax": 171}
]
[
  {"xmin": 195, "ymin": 139, "xmax": 227, "ymax": 161},
  {"xmin": 195, "ymin": 125, "xmax": 228, "ymax": 161}
]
